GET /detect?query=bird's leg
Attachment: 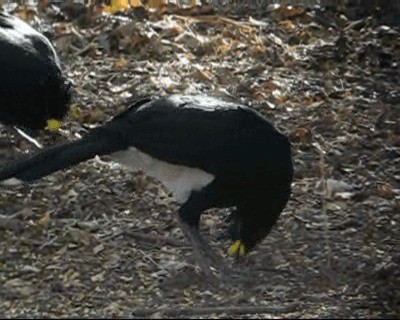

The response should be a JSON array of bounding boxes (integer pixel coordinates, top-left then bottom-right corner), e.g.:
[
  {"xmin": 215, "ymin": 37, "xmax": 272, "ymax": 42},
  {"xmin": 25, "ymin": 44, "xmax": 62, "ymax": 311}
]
[
  {"xmin": 177, "ymin": 219, "xmax": 215, "ymax": 278},
  {"xmin": 193, "ymin": 228, "xmax": 225, "ymax": 266},
  {"xmin": 177, "ymin": 193, "xmax": 233, "ymax": 282},
  {"xmin": 181, "ymin": 220, "xmax": 236, "ymax": 284}
]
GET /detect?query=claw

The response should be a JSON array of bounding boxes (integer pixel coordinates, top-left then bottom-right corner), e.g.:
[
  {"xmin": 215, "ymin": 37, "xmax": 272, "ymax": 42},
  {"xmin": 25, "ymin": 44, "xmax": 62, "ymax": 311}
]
[{"xmin": 227, "ymin": 240, "xmax": 246, "ymax": 256}]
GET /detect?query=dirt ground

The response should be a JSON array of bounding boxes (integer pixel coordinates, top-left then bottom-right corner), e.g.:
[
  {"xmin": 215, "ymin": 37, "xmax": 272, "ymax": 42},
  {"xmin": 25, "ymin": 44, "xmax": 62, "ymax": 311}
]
[{"xmin": 0, "ymin": 2, "xmax": 399, "ymax": 318}]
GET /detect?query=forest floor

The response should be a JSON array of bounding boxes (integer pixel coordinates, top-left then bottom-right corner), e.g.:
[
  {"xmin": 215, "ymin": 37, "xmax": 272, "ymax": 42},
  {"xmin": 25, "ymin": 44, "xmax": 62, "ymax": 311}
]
[{"xmin": 0, "ymin": 2, "xmax": 399, "ymax": 318}]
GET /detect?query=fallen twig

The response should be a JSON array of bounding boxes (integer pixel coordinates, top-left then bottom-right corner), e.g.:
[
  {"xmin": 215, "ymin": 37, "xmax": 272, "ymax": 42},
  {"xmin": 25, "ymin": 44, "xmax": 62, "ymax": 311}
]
[
  {"xmin": 13, "ymin": 127, "xmax": 43, "ymax": 149},
  {"xmin": 173, "ymin": 14, "xmax": 255, "ymax": 31},
  {"xmin": 312, "ymin": 140, "xmax": 332, "ymax": 268},
  {"xmin": 131, "ymin": 303, "xmax": 299, "ymax": 317},
  {"xmin": 124, "ymin": 229, "xmax": 188, "ymax": 248}
]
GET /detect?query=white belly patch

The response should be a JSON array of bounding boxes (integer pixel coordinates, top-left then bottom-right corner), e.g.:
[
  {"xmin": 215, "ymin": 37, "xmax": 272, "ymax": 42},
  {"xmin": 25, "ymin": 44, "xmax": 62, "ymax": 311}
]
[{"xmin": 110, "ymin": 147, "xmax": 215, "ymax": 204}]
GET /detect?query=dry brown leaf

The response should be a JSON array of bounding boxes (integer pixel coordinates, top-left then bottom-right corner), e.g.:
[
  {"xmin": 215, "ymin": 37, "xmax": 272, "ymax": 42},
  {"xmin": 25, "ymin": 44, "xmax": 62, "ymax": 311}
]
[
  {"xmin": 103, "ymin": 0, "xmax": 130, "ymax": 14},
  {"xmin": 38, "ymin": 212, "xmax": 50, "ymax": 226},
  {"xmin": 376, "ymin": 183, "xmax": 394, "ymax": 199},
  {"xmin": 216, "ymin": 42, "xmax": 230, "ymax": 56},
  {"xmin": 249, "ymin": 44, "xmax": 266, "ymax": 55},
  {"xmin": 279, "ymin": 20, "xmax": 296, "ymax": 31},
  {"xmin": 148, "ymin": 0, "xmax": 168, "ymax": 10},
  {"xmin": 113, "ymin": 56, "xmax": 128, "ymax": 69},
  {"xmin": 16, "ymin": 7, "xmax": 36, "ymax": 21},
  {"xmin": 290, "ymin": 127, "xmax": 312, "ymax": 145},
  {"xmin": 191, "ymin": 69, "xmax": 213, "ymax": 82},
  {"xmin": 83, "ymin": 108, "xmax": 107, "ymax": 124},
  {"xmin": 279, "ymin": 5, "xmax": 304, "ymax": 19},
  {"xmin": 303, "ymin": 95, "xmax": 323, "ymax": 106},
  {"xmin": 38, "ymin": 0, "xmax": 49, "ymax": 13},
  {"xmin": 131, "ymin": 0, "xmax": 142, "ymax": 6},
  {"xmin": 252, "ymin": 81, "xmax": 280, "ymax": 98},
  {"xmin": 254, "ymin": 92, "xmax": 268, "ymax": 101},
  {"xmin": 320, "ymin": 110, "xmax": 337, "ymax": 127}
]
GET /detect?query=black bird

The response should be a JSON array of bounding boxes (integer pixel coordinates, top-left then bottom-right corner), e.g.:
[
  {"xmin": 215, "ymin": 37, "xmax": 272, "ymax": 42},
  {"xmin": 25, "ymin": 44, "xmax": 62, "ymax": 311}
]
[
  {"xmin": 0, "ymin": 11, "xmax": 71, "ymax": 130},
  {"xmin": 0, "ymin": 95, "xmax": 293, "ymax": 274}
]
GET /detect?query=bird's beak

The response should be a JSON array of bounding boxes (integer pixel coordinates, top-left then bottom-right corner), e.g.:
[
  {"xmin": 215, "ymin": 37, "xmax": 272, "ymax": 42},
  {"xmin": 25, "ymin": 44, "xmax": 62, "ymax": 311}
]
[
  {"xmin": 46, "ymin": 119, "xmax": 61, "ymax": 131},
  {"xmin": 227, "ymin": 240, "xmax": 246, "ymax": 256}
]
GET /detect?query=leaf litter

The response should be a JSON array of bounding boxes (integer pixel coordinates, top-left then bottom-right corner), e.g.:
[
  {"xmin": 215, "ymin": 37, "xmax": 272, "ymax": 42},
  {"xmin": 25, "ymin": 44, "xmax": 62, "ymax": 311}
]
[{"xmin": 0, "ymin": 1, "xmax": 399, "ymax": 318}]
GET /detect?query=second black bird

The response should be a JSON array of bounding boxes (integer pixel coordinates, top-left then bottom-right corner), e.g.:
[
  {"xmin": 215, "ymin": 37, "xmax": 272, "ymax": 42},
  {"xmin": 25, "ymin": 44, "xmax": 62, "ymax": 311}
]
[{"xmin": 0, "ymin": 11, "xmax": 71, "ymax": 130}]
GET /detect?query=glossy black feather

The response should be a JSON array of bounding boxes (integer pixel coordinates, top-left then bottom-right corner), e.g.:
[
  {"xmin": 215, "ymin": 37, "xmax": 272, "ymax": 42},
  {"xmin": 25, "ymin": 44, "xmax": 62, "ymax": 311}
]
[{"xmin": 108, "ymin": 95, "xmax": 290, "ymax": 174}]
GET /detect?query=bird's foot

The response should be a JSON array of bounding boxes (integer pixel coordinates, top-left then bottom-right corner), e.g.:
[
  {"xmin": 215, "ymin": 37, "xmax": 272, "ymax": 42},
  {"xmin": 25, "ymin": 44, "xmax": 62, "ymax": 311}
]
[{"xmin": 179, "ymin": 222, "xmax": 235, "ymax": 284}]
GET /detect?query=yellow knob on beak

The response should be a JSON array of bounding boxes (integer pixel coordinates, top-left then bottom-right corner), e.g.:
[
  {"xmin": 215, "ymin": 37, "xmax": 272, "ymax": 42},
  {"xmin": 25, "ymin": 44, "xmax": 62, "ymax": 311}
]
[
  {"xmin": 227, "ymin": 240, "xmax": 246, "ymax": 256},
  {"xmin": 46, "ymin": 119, "xmax": 61, "ymax": 131}
]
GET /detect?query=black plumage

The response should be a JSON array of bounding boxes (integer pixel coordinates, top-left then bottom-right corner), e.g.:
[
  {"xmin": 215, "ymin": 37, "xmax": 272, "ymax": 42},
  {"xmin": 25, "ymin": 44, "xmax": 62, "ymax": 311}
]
[
  {"xmin": 0, "ymin": 95, "xmax": 293, "ymax": 274},
  {"xmin": 0, "ymin": 11, "xmax": 71, "ymax": 130}
]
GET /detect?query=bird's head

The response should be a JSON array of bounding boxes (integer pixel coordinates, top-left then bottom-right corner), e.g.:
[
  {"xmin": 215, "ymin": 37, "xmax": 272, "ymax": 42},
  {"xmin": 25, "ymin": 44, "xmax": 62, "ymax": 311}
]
[
  {"xmin": 43, "ymin": 78, "xmax": 72, "ymax": 131},
  {"xmin": 227, "ymin": 216, "xmax": 271, "ymax": 257},
  {"xmin": 226, "ymin": 197, "xmax": 290, "ymax": 258}
]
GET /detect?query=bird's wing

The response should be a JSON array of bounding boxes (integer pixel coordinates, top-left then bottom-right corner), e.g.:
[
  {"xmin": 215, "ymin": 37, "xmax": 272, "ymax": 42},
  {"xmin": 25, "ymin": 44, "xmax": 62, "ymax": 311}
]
[{"xmin": 107, "ymin": 95, "xmax": 277, "ymax": 174}]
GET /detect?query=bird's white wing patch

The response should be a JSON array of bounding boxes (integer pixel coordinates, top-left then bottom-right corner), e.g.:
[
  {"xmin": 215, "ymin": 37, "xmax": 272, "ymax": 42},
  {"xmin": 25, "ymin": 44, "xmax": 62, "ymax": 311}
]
[
  {"xmin": 1, "ymin": 178, "xmax": 23, "ymax": 186},
  {"xmin": 110, "ymin": 147, "xmax": 214, "ymax": 204}
]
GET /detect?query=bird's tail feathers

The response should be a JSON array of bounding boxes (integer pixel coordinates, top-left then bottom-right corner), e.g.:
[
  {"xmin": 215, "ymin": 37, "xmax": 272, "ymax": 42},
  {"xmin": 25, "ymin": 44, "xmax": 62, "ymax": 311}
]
[{"xmin": 0, "ymin": 127, "xmax": 124, "ymax": 184}]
